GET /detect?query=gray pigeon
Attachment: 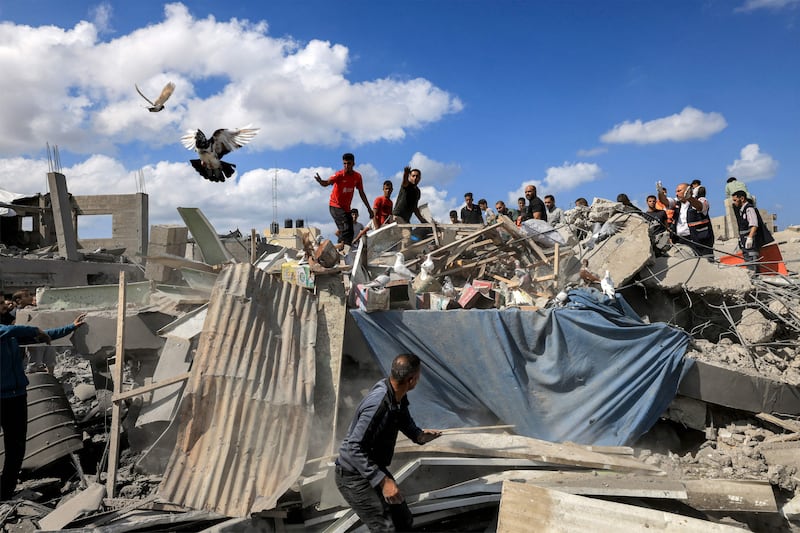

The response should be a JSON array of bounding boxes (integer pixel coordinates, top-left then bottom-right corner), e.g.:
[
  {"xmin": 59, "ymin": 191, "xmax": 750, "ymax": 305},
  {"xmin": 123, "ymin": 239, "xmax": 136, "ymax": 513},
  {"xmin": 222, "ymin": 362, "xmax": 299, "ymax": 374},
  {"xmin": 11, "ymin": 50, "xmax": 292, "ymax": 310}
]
[
  {"xmin": 181, "ymin": 126, "xmax": 259, "ymax": 182},
  {"xmin": 364, "ymin": 267, "xmax": 393, "ymax": 289},
  {"xmin": 135, "ymin": 81, "xmax": 175, "ymax": 112}
]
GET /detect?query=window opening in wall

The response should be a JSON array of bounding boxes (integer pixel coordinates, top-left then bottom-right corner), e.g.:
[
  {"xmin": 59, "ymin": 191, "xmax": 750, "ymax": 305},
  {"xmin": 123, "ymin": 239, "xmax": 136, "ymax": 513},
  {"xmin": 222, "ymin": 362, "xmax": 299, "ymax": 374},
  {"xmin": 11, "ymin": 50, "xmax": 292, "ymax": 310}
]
[{"xmin": 77, "ymin": 214, "xmax": 113, "ymax": 239}]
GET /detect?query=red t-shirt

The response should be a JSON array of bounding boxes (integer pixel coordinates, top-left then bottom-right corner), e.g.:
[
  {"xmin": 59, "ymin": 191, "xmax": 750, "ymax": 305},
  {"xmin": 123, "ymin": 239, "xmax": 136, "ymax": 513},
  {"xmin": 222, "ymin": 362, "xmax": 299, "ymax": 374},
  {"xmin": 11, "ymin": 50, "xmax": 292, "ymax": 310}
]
[
  {"xmin": 328, "ymin": 170, "xmax": 364, "ymax": 210},
  {"xmin": 373, "ymin": 196, "xmax": 393, "ymax": 225}
]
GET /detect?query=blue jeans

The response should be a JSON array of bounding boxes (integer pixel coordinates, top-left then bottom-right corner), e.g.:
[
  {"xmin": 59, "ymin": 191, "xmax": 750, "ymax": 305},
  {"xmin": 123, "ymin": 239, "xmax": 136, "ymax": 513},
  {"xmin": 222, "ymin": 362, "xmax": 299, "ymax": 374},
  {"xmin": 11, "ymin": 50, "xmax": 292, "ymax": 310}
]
[{"xmin": 334, "ymin": 464, "xmax": 413, "ymax": 532}]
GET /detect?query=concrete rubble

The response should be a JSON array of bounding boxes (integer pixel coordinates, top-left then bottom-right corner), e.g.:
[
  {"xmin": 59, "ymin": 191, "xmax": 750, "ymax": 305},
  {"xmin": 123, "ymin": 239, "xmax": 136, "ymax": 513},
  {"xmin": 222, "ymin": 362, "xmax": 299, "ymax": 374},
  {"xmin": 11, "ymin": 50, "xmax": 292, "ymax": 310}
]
[{"xmin": 2, "ymin": 185, "xmax": 800, "ymax": 532}]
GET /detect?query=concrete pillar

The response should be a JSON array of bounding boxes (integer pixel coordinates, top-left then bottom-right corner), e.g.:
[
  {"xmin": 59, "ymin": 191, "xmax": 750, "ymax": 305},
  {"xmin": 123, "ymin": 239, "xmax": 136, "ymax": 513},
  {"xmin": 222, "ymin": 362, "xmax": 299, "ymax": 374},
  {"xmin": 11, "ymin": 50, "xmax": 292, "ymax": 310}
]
[
  {"xmin": 46, "ymin": 172, "xmax": 80, "ymax": 261},
  {"xmin": 145, "ymin": 225, "xmax": 189, "ymax": 282}
]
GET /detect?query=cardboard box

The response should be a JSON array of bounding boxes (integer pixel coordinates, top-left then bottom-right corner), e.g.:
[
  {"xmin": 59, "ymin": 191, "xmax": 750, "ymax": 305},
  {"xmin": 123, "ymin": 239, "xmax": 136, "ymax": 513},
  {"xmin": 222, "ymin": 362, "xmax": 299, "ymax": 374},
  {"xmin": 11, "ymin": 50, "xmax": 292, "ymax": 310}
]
[
  {"xmin": 355, "ymin": 284, "xmax": 390, "ymax": 312},
  {"xmin": 281, "ymin": 262, "xmax": 315, "ymax": 289},
  {"xmin": 430, "ymin": 293, "xmax": 459, "ymax": 310}
]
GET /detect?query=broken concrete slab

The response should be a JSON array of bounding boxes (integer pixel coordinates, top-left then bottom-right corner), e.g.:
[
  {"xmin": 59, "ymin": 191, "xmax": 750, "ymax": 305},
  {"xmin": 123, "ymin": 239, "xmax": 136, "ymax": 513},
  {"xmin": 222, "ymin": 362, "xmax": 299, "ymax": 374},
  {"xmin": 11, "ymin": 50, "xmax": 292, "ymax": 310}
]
[
  {"xmin": 16, "ymin": 308, "xmax": 165, "ymax": 353},
  {"xmin": 496, "ymin": 481, "xmax": 743, "ymax": 533},
  {"xmin": 640, "ymin": 249, "xmax": 754, "ymax": 296},
  {"xmin": 737, "ymin": 308, "xmax": 779, "ymax": 345},
  {"xmin": 678, "ymin": 358, "xmax": 800, "ymax": 415},
  {"xmin": 38, "ymin": 482, "xmax": 105, "ymax": 531},
  {"xmin": 582, "ymin": 212, "xmax": 653, "ymax": 287}
]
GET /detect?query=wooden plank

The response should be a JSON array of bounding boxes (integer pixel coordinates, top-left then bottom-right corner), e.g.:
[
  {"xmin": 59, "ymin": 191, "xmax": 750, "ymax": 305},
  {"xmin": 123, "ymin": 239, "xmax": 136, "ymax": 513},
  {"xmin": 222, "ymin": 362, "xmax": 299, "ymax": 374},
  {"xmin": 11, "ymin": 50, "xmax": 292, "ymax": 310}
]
[
  {"xmin": 682, "ymin": 479, "xmax": 777, "ymax": 512},
  {"xmin": 250, "ymin": 228, "xmax": 257, "ymax": 264},
  {"xmin": 756, "ymin": 412, "xmax": 800, "ymax": 433},
  {"xmin": 112, "ymin": 372, "xmax": 191, "ymax": 403},
  {"xmin": 497, "ymin": 481, "xmax": 744, "ymax": 533},
  {"xmin": 411, "ymin": 470, "xmax": 687, "ymax": 503},
  {"xmin": 762, "ymin": 431, "xmax": 800, "ymax": 444},
  {"xmin": 106, "ymin": 272, "xmax": 126, "ymax": 498},
  {"xmin": 394, "ymin": 433, "xmax": 662, "ymax": 474},
  {"xmin": 439, "ymin": 424, "xmax": 515, "ymax": 435}
]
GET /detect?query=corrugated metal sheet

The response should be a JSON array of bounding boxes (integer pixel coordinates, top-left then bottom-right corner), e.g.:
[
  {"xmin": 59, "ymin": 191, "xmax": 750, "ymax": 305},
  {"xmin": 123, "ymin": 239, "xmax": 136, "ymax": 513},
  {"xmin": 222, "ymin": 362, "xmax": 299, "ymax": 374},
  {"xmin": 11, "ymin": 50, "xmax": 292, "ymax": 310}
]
[{"xmin": 158, "ymin": 263, "xmax": 317, "ymax": 517}]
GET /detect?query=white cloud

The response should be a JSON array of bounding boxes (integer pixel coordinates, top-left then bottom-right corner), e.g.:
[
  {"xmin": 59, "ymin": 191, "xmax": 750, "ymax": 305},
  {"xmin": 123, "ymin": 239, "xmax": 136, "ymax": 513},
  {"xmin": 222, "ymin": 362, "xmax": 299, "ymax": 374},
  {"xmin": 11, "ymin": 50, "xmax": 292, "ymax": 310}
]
[
  {"xmin": 507, "ymin": 162, "xmax": 603, "ymax": 206},
  {"xmin": 726, "ymin": 144, "xmax": 778, "ymax": 181},
  {"xmin": 0, "ymin": 2, "xmax": 462, "ymax": 156},
  {"xmin": 735, "ymin": 0, "xmax": 800, "ymax": 12},
  {"xmin": 576, "ymin": 146, "xmax": 608, "ymax": 157},
  {"xmin": 600, "ymin": 106, "xmax": 727, "ymax": 144}
]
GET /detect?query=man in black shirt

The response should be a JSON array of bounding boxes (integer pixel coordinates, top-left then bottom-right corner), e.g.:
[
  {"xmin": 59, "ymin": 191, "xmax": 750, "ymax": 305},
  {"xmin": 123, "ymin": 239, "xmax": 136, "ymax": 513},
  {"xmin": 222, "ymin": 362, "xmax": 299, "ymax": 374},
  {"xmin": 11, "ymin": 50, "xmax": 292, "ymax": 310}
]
[
  {"xmin": 517, "ymin": 184, "xmax": 547, "ymax": 224},
  {"xmin": 392, "ymin": 167, "xmax": 427, "ymax": 224},
  {"xmin": 460, "ymin": 192, "xmax": 483, "ymax": 224},
  {"xmin": 335, "ymin": 354, "xmax": 441, "ymax": 531}
]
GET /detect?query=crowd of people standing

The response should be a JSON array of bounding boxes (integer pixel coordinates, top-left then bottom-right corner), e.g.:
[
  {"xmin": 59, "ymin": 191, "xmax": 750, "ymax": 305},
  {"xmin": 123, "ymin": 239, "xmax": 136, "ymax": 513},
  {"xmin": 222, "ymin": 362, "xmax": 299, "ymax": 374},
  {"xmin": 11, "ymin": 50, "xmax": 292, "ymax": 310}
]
[{"xmin": 314, "ymin": 153, "xmax": 771, "ymax": 266}]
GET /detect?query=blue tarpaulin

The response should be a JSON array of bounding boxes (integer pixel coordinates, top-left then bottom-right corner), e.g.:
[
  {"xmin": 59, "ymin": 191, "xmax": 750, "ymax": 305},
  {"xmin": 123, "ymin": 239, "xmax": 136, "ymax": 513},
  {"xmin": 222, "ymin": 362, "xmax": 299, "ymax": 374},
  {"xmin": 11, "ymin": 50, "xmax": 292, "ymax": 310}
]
[{"xmin": 349, "ymin": 288, "xmax": 692, "ymax": 446}]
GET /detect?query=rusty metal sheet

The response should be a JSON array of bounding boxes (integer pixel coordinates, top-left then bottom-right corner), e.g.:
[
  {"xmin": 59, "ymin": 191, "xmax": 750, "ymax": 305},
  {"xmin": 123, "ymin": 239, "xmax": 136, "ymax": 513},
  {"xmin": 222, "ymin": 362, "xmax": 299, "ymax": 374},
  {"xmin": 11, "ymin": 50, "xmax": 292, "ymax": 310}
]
[{"xmin": 158, "ymin": 263, "xmax": 317, "ymax": 516}]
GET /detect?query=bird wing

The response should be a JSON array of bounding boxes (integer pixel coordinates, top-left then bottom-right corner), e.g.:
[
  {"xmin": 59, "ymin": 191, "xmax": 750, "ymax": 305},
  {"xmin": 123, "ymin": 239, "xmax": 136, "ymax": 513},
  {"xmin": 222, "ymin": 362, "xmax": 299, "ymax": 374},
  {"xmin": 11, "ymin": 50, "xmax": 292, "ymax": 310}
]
[
  {"xmin": 134, "ymin": 83, "xmax": 155, "ymax": 106},
  {"xmin": 153, "ymin": 82, "xmax": 176, "ymax": 106},
  {"xmin": 181, "ymin": 130, "xmax": 199, "ymax": 151},
  {"xmin": 210, "ymin": 126, "xmax": 260, "ymax": 157}
]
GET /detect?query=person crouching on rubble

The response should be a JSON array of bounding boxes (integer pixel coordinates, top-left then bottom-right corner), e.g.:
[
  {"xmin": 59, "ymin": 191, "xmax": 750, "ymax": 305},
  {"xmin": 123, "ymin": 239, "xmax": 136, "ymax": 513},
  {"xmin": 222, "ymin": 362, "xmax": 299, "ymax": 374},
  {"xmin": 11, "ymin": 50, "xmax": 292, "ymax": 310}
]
[
  {"xmin": 1, "ymin": 313, "xmax": 86, "ymax": 501},
  {"xmin": 335, "ymin": 353, "xmax": 441, "ymax": 532}
]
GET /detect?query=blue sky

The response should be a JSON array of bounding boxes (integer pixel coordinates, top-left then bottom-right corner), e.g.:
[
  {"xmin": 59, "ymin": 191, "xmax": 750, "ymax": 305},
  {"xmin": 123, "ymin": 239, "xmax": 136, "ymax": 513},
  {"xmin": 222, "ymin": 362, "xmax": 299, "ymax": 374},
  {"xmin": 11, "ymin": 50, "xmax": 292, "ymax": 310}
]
[{"xmin": 0, "ymin": 1, "xmax": 797, "ymax": 240}]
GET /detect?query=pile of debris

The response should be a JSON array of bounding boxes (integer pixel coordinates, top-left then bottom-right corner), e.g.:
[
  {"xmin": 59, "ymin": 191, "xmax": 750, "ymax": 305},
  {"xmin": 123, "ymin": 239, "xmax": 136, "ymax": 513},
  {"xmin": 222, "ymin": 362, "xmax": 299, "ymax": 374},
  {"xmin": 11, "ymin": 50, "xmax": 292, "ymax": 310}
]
[{"xmin": 2, "ymin": 200, "xmax": 800, "ymax": 532}]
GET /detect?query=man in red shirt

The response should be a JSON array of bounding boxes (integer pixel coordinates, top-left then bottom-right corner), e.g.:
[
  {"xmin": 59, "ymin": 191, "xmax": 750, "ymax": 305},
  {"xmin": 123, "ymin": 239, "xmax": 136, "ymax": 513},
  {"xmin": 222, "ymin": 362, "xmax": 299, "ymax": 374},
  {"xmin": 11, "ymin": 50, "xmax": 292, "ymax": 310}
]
[
  {"xmin": 373, "ymin": 180, "xmax": 394, "ymax": 228},
  {"xmin": 315, "ymin": 153, "xmax": 374, "ymax": 249}
]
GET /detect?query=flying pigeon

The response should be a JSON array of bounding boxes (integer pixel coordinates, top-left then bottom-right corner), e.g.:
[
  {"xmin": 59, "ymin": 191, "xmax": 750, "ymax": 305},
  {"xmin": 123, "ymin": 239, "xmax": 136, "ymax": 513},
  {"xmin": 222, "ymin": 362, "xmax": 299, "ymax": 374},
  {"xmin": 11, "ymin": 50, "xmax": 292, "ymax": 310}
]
[
  {"xmin": 392, "ymin": 252, "xmax": 415, "ymax": 279},
  {"xmin": 364, "ymin": 267, "xmax": 393, "ymax": 289},
  {"xmin": 181, "ymin": 126, "xmax": 259, "ymax": 182},
  {"xmin": 135, "ymin": 82, "xmax": 175, "ymax": 112}
]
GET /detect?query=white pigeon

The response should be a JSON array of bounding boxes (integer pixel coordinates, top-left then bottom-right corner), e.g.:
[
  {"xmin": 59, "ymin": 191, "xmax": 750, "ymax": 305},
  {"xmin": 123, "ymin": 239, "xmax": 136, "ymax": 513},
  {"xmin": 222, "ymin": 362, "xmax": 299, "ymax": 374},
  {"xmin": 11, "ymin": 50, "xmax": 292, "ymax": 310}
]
[
  {"xmin": 600, "ymin": 270, "xmax": 615, "ymax": 297},
  {"xmin": 181, "ymin": 126, "xmax": 259, "ymax": 183},
  {"xmin": 135, "ymin": 81, "xmax": 175, "ymax": 112},
  {"xmin": 420, "ymin": 253, "xmax": 435, "ymax": 276},
  {"xmin": 392, "ymin": 252, "xmax": 415, "ymax": 279},
  {"xmin": 364, "ymin": 267, "xmax": 392, "ymax": 289}
]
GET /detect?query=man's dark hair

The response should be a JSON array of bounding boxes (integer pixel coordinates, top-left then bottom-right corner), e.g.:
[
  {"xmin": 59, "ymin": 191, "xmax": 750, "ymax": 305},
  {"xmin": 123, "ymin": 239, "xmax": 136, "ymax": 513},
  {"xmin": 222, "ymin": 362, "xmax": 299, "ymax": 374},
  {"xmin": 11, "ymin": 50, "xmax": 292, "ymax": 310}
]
[
  {"xmin": 12, "ymin": 289, "xmax": 32, "ymax": 304},
  {"xmin": 411, "ymin": 168, "xmax": 422, "ymax": 176},
  {"xmin": 517, "ymin": 197, "xmax": 525, "ymax": 204},
  {"xmin": 449, "ymin": 210, "xmax": 458, "ymax": 217},
  {"xmin": 691, "ymin": 179, "xmax": 702, "ymax": 187},
  {"xmin": 575, "ymin": 197, "xmax": 588, "ymax": 206},
  {"xmin": 732, "ymin": 190, "xmax": 748, "ymax": 199},
  {"xmin": 383, "ymin": 180, "xmax": 393, "ymax": 188},
  {"xmin": 342, "ymin": 153, "xmax": 355, "ymax": 162},
  {"xmin": 616, "ymin": 193, "xmax": 632, "ymax": 206},
  {"xmin": 727, "ymin": 177, "xmax": 737, "ymax": 183},
  {"xmin": 478, "ymin": 198, "xmax": 487, "ymax": 206},
  {"xmin": 646, "ymin": 195, "xmax": 657, "ymax": 201},
  {"xmin": 464, "ymin": 192, "xmax": 473, "ymax": 199},
  {"xmin": 544, "ymin": 194, "xmax": 555, "ymax": 202},
  {"xmin": 351, "ymin": 208, "xmax": 359, "ymax": 215},
  {"xmin": 391, "ymin": 353, "xmax": 421, "ymax": 383}
]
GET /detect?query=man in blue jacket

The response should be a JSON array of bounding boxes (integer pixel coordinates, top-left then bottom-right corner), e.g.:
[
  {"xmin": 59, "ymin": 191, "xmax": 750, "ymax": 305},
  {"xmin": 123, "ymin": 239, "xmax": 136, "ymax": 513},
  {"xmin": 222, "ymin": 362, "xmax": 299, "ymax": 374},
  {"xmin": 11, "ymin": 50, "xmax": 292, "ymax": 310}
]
[
  {"xmin": 335, "ymin": 354, "xmax": 441, "ymax": 531},
  {"xmin": 1, "ymin": 312, "xmax": 86, "ymax": 500}
]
